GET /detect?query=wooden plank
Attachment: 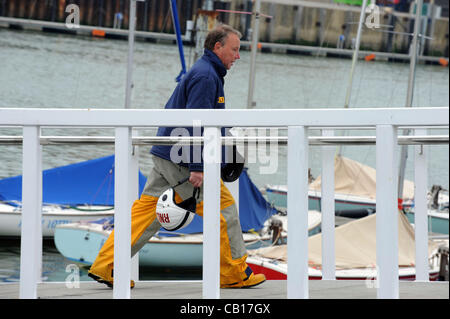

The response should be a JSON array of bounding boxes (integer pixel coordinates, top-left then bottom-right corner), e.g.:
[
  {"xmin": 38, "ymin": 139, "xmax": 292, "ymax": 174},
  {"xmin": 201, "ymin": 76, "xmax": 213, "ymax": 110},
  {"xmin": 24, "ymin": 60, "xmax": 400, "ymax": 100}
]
[{"xmin": 0, "ymin": 280, "xmax": 448, "ymax": 299}]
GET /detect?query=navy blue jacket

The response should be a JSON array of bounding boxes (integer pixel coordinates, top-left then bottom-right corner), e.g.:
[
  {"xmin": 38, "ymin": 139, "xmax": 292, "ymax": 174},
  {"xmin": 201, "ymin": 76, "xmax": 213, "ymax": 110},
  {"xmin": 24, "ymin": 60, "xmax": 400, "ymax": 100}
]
[{"xmin": 151, "ymin": 49, "xmax": 227, "ymax": 172}]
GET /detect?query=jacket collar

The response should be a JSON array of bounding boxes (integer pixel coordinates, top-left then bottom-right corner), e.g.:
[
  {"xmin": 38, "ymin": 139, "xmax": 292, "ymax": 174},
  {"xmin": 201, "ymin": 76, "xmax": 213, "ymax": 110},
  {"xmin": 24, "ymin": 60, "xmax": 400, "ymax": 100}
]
[{"xmin": 203, "ymin": 49, "xmax": 227, "ymax": 79}]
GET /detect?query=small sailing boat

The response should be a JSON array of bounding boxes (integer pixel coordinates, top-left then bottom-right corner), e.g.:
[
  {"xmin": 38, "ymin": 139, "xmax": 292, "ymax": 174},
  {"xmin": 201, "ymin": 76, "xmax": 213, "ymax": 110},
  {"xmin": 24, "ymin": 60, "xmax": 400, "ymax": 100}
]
[
  {"xmin": 0, "ymin": 155, "xmax": 146, "ymax": 237},
  {"xmin": 247, "ymin": 212, "xmax": 443, "ymax": 281}
]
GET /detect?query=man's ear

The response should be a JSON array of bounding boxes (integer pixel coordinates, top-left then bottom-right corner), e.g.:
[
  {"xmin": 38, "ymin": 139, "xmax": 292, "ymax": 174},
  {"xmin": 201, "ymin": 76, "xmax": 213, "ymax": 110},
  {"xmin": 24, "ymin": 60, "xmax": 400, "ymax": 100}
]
[{"xmin": 213, "ymin": 41, "xmax": 222, "ymax": 53}]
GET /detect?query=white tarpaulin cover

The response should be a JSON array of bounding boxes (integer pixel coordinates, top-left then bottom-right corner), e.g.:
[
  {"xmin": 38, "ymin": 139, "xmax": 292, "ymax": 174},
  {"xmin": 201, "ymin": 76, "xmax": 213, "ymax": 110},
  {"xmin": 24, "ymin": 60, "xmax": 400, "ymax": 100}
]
[
  {"xmin": 309, "ymin": 156, "xmax": 415, "ymax": 200},
  {"xmin": 252, "ymin": 212, "xmax": 438, "ymax": 269}
]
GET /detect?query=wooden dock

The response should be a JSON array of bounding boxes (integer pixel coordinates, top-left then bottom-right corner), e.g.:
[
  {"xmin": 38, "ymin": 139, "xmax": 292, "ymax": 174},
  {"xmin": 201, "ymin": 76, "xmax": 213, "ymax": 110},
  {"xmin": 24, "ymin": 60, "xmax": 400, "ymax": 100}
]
[{"xmin": 0, "ymin": 280, "xmax": 448, "ymax": 299}]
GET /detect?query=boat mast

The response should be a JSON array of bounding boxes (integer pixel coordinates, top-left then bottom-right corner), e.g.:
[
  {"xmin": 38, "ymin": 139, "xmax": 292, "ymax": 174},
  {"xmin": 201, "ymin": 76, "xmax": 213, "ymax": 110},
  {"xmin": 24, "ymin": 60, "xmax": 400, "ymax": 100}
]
[
  {"xmin": 344, "ymin": 0, "xmax": 370, "ymax": 110},
  {"xmin": 398, "ymin": 0, "xmax": 423, "ymax": 206},
  {"xmin": 247, "ymin": 0, "xmax": 261, "ymax": 109},
  {"xmin": 338, "ymin": 0, "xmax": 369, "ymax": 156},
  {"xmin": 193, "ymin": 0, "xmax": 217, "ymax": 64},
  {"xmin": 169, "ymin": 0, "xmax": 188, "ymax": 82},
  {"xmin": 125, "ymin": 0, "xmax": 144, "ymax": 109}
]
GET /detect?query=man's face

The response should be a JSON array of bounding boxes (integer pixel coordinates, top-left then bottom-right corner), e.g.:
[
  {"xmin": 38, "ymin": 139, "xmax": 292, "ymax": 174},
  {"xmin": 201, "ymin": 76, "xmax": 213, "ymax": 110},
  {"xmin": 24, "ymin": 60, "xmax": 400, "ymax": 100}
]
[{"xmin": 213, "ymin": 33, "xmax": 241, "ymax": 70}]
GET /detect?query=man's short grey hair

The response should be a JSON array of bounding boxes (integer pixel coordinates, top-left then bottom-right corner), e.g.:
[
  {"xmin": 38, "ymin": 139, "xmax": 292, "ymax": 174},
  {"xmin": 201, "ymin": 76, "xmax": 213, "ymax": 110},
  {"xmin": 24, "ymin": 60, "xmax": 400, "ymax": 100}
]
[{"xmin": 204, "ymin": 24, "xmax": 242, "ymax": 51}]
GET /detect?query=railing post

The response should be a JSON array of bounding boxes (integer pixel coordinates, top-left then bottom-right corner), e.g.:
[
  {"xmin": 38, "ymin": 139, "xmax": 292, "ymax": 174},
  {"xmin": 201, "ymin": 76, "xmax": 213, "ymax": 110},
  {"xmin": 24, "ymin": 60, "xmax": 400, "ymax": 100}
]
[
  {"xmin": 130, "ymin": 129, "xmax": 140, "ymax": 282},
  {"xmin": 19, "ymin": 126, "xmax": 42, "ymax": 299},
  {"xmin": 414, "ymin": 128, "xmax": 429, "ymax": 282},
  {"xmin": 321, "ymin": 129, "xmax": 336, "ymax": 280},
  {"xmin": 202, "ymin": 126, "xmax": 222, "ymax": 299},
  {"xmin": 376, "ymin": 125, "xmax": 399, "ymax": 299},
  {"xmin": 287, "ymin": 126, "xmax": 309, "ymax": 299},
  {"xmin": 113, "ymin": 127, "xmax": 133, "ymax": 299}
]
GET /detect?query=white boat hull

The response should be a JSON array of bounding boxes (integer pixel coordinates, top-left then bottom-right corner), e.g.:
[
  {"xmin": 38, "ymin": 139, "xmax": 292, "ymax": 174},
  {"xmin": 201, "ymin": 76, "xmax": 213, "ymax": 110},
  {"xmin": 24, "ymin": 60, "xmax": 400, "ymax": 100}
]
[
  {"xmin": 246, "ymin": 256, "xmax": 441, "ymax": 281},
  {"xmin": 54, "ymin": 222, "xmax": 276, "ymax": 268},
  {"xmin": 54, "ymin": 211, "xmax": 322, "ymax": 268},
  {"xmin": 266, "ymin": 186, "xmax": 449, "ymax": 234},
  {"xmin": 0, "ymin": 202, "xmax": 113, "ymax": 237}
]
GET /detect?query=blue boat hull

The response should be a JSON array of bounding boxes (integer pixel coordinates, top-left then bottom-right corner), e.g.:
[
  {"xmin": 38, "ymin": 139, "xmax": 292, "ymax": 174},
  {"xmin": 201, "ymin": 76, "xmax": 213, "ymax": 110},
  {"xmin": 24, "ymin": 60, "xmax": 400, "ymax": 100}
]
[
  {"xmin": 54, "ymin": 224, "xmax": 278, "ymax": 268},
  {"xmin": 405, "ymin": 212, "xmax": 449, "ymax": 235}
]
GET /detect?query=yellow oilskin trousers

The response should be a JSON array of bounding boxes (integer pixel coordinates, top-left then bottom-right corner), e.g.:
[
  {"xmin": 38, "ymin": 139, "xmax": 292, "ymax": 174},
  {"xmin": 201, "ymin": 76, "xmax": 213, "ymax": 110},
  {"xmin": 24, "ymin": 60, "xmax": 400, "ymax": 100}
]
[{"xmin": 89, "ymin": 155, "xmax": 251, "ymax": 285}]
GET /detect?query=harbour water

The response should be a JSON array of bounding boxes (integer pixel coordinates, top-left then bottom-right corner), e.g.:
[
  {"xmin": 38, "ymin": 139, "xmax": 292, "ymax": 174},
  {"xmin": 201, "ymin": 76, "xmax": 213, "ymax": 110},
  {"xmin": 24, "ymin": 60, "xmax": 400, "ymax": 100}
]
[{"xmin": 0, "ymin": 27, "xmax": 448, "ymax": 283}]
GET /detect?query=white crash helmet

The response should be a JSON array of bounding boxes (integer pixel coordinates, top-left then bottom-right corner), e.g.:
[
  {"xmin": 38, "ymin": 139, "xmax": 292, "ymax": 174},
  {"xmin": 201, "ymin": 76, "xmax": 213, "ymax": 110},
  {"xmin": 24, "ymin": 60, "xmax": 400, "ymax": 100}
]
[{"xmin": 156, "ymin": 187, "xmax": 199, "ymax": 231}]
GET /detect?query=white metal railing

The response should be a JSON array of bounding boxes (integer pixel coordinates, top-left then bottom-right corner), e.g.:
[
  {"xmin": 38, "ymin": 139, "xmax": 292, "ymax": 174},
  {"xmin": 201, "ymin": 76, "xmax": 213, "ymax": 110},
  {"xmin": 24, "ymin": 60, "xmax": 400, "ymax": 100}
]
[
  {"xmin": 0, "ymin": 134, "xmax": 449, "ymax": 145},
  {"xmin": 0, "ymin": 107, "xmax": 448, "ymax": 299}
]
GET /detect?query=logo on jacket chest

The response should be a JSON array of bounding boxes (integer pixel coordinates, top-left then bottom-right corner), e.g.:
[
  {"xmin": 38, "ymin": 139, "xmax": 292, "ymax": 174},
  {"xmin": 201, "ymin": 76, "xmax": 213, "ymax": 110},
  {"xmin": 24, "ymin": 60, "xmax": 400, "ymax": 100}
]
[{"xmin": 218, "ymin": 96, "xmax": 225, "ymax": 104}]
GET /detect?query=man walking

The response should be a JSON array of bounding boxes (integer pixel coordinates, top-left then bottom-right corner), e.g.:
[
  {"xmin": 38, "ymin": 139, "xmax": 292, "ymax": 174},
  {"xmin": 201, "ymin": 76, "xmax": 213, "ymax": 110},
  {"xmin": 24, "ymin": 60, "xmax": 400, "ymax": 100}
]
[{"xmin": 88, "ymin": 24, "xmax": 266, "ymax": 289}]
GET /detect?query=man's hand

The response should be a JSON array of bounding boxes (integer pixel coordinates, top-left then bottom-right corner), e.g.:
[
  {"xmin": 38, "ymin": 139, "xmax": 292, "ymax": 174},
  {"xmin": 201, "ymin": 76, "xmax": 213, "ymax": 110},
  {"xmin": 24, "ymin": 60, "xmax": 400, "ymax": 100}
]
[{"xmin": 189, "ymin": 171, "xmax": 204, "ymax": 188}]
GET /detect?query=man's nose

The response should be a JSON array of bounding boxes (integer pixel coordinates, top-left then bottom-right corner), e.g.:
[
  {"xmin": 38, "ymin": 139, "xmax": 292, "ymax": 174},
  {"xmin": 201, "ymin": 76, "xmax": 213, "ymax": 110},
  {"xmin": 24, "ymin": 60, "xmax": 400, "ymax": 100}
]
[{"xmin": 236, "ymin": 52, "xmax": 240, "ymax": 59}]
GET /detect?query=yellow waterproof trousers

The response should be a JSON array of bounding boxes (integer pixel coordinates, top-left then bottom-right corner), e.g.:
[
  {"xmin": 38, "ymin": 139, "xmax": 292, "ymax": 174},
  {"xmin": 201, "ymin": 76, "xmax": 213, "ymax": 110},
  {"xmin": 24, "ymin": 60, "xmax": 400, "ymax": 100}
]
[{"xmin": 89, "ymin": 156, "xmax": 251, "ymax": 285}]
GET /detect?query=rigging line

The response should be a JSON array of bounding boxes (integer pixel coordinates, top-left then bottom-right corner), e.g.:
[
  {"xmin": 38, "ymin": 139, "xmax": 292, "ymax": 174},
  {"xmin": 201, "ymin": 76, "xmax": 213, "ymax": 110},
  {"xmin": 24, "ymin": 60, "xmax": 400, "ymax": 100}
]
[
  {"xmin": 327, "ymin": 19, "xmax": 340, "ymax": 105},
  {"xmin": 344, "ymin": 0, "xmax": 369, "ymax": 110},
  {"xmin": 334, "ymin": 70, "xmax": 370, "ymax": 159},
  {"xmin": 187, "ymin": 12, "xmax": 202, "ymax": 69},
  {"xmin": 309, "ymin": 8, "xmax": 342, "ymax": 172},
  {"xmin": 337, "ymin": 0, "xmax": 370, "ymax": 157},
  {"xmin": 27, "ymin": 0, "xmax": 38, "ymax": 19},
  {"xmin": 352, "ymin": 50, "xmax": 367, "ymax": 109},
  {"xmin": 370, "ymin": 29, "xmax": 433, "ymax": 40},
  {"xmin": 215, "ymin": 9, "xmax": 273, "ymax": 19},
  {"xmin": 187, "ymin": 38, "xmax": 193, "ymax": 69},
  {"xmin": 346, "ymin": 22, "xmax": 433, "ymax": 40},
  {"xmin": 387, "ymin": 66, "xmax": 399, "ymax": 108},
  {"xmin": 344, "ymin": 142, "xmax": 373, "ymax": 204},
  {"xmin": 301, "ymin": 7, "xmax": 335, "ymax": 109},
  {"xmin": 160, "ymin": 4, "xmax": 173, "ymax": 34},
  {"xmin": 428, "ymin": 41, "xmax": 434, "ymax": 109},
  {"xmin": 71, "ymin": 51, "xmax": 83, "ymax": 109},
  {"xmin": 321, "ymin": 9, "xmax": 342, "ymax": 108},
  {"xmin": 315, "ymin": 8, "xmax": 334, "ymax": 58},
  {"xmin": 345, "ymin": 22, "xmax": 394, "ymax": 28},
  {"xmin": 426, "ymin": 13, "xmax": 438, "ymax": 109},
  {"xmin": 105, "ymin": 168, "xmax": 113, "ymax": 206},
  {"xmin": 88, "ymin": 166, "xmax": 113, "ymax": 206}
]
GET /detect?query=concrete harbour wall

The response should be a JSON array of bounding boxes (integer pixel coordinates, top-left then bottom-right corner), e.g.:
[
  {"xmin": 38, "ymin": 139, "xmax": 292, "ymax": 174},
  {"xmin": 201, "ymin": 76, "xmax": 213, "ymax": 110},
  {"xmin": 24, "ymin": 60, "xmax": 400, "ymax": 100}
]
[{"xmin": 0, "ymin": 0, "xmax": 448, "ymax": 57}]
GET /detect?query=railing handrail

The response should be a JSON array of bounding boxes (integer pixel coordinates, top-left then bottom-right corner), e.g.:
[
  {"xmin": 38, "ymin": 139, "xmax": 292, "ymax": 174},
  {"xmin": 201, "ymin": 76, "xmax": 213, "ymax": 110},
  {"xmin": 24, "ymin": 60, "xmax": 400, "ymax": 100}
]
[
  {"xmin": 0, "ymin": 107, "xmax": 448, "ymax": 300},
  {"xmin": 0, "ymin": 107, "xmax": 448, "ymax": 127},
  {"xmin": 0, "ymin": 135, "xmax": 448, "ymax": 145}
]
